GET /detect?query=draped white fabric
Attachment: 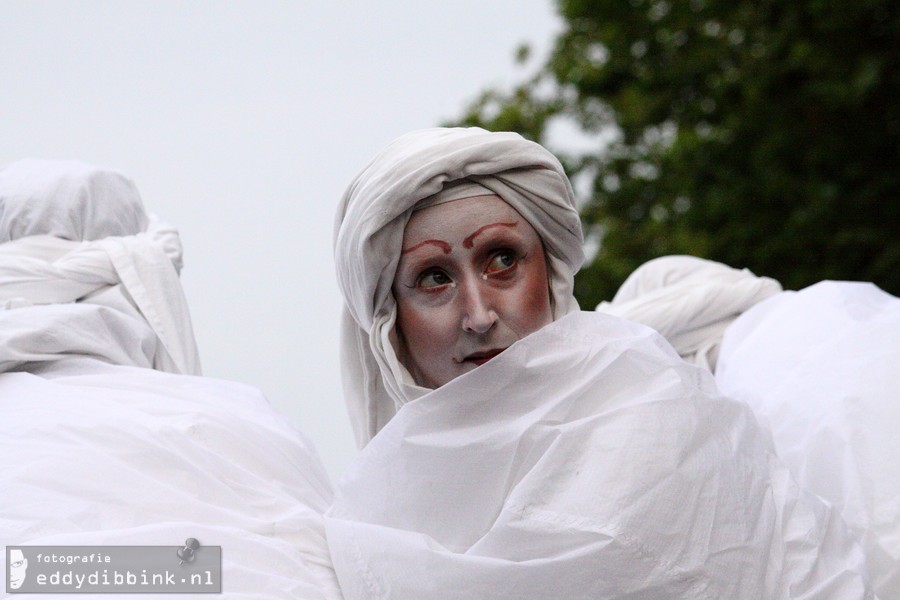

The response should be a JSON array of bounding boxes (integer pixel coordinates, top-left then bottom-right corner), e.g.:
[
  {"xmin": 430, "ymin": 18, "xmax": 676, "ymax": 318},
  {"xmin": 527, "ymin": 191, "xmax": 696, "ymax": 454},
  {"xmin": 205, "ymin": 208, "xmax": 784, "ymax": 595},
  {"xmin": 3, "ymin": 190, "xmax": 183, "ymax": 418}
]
[
  {"xmin": 334, "ymin": 127, "xmax": 584, "ymax": 447},
  {"xmin": 596, "ymin": 255, "xmax": 782, "ymax": 372},
  {"xmin": 717, "ymin": 281, "xmax": 900, "ymax": 599},
  {"xmin": 331, "ymin": 129, "xmax": 875, "ymax": 597},
  {"xmin": 1, "ymin": 159, "xmax": 340, "ymax": 597},
  {"xmin": 0, "ymin": 159, "xmax": 200, "ymax": 375},
  {"xmin": 325, "ymin": 312, "xmax": 871, "ymax": 599},
  {"xmin": 0, "ymin": 358, "xmax": 341, "ymax": 599}
]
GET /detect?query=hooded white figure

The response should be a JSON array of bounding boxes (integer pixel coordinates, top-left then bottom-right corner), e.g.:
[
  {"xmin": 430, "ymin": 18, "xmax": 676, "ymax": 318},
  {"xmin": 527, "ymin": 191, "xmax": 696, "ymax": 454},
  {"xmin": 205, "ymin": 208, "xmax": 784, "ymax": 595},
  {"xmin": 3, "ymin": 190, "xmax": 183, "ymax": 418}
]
[
  {"xmin": 328, "ymin": 128, "xmax": 872, "ymax": 599},
  {"xmin": 0, "ymin": 160, "xmax": 339, "ymax": 599},
  {"xmin": 0, "ymin": 158, "xmax": 200, "ymax": 374},
  {"xmin": 595, "ymin": 255, "xmax": 900, "ymax": 597}
]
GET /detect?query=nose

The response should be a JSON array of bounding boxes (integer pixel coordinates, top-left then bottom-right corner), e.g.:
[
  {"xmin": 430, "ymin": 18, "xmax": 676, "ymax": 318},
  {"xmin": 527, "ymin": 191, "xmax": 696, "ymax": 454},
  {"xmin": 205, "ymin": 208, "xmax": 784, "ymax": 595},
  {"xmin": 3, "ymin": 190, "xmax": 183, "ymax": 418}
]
[{"xmin": 460, "ymin": 281, "xmax": 498, "ymax": 334}]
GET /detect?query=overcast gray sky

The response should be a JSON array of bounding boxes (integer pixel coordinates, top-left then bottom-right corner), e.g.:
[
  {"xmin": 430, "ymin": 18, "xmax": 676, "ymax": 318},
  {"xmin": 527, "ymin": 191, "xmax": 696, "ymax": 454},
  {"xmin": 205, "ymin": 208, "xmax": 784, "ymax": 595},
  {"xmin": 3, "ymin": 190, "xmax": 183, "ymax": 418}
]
[{"xmin": 0, "ymin": 1, "xmax": 563, "ymax": 478}]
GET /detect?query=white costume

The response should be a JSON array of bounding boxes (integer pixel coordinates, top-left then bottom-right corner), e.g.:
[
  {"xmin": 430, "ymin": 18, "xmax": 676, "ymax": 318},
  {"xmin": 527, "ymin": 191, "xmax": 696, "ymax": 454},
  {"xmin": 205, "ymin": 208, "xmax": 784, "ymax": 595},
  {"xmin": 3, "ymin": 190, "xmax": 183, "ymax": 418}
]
[
  {"xmin": 597, "ymin": 255, "xmax": 900, "ymax": 597},
  {"xmin": 329, "ymin": 128, "xmax": 872, "ymax": 598},
  {"xmin": 718, "ymin": 281, "xmax": 900, "ymax": 599},
  {"xmin": 0, "ymin": 159, "xmax": 200, "ymax": 374},
  {"xmin": 596, "ymin": 255, "xmax": 782, "ymax": 372},
  {"xmin": 0, "ymin": 160, "xmax": 340, "ymax": 599}
]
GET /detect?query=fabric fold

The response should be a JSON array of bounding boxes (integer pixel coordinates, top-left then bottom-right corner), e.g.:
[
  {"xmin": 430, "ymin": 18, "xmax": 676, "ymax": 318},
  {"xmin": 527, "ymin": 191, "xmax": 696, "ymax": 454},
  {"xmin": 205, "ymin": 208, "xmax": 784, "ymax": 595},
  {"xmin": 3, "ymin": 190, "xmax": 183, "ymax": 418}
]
[
  {"xmin": 326, "ymin": 312, "xmax": 871, "ymax": 599},
  {"xmin": 596, "ymin": 255, "xmax": 782, "ymax": 371},
  {"xmin": 0, "ymin": 158, "xmax": 200, "ymax": 375},
  {"xmin": 717, "ymin": 281, "xmax": 900, "ymax": 598}
]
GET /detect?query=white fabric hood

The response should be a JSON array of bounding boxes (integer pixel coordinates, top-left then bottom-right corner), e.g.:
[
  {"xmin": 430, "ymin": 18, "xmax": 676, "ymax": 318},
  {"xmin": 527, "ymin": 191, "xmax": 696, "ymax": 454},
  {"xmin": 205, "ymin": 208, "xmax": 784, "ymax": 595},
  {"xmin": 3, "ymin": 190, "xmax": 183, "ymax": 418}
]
[
  {"xmin": 0, "ymin": 158, "xmax": 200, "ymax": 375},
  {"xmin": 334, "ymin": 127, "xmax": 584, "ymax": 447}
]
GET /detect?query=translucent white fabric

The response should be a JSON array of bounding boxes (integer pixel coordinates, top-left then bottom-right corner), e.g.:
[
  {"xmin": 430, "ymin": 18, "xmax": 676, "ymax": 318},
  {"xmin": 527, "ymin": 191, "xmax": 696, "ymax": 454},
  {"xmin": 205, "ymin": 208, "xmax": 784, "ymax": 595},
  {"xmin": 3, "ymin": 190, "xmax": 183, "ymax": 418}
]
[
  {"xmin": 0, "ymin": 358, "xmax": 342, "ymax": 599},
  {"xmin": 717, "ymin": 281, "xmax": 900, "ymax": 599},
  {"xmin": 334, "ymin": 127, "xmax": 584, "ymax": 447},
  {"xmin": 326, "ymin": 312, "xmax": 871, "ymax": 599},
  {"xmin": 0, "ymin": 159, "xmax": 200, "ymax": 375},
  {"xmin": 596, "ymin": 255, "xmax": 782, "ymax": 372}
]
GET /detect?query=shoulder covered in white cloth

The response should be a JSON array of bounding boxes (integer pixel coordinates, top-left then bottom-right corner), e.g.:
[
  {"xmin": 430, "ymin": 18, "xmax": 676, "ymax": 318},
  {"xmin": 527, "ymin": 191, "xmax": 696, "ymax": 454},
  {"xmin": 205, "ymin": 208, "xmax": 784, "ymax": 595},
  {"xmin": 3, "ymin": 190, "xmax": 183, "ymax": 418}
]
[
  {"xmin": 0, "ymin": 358, "xmax": 341, "ymax": 600},
  {"xmin": 326, "ymin": 311, "xmax": 871, "ymax": 599}
]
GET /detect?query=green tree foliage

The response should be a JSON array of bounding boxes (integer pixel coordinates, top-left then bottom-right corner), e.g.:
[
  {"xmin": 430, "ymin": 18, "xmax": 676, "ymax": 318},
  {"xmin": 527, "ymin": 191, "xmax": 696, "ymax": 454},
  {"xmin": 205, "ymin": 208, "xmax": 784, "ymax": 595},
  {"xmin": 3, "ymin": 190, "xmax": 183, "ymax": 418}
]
[{"xmin": 451, "ymin": 0, "xmax": 900, "ymax": 307}]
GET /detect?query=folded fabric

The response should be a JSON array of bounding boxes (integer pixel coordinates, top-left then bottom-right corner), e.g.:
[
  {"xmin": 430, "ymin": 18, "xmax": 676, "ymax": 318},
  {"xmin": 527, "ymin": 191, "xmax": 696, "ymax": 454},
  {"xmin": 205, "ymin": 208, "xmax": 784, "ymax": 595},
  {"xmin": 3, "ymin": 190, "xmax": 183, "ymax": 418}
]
[
  {"xmin": 717, "ymin": 281, "xmax": 900, "ymax": 599},
  {"xmin": 596, "ymin": 255, "xmax": 782, "ymax": 371},
  {"xmin": 326, "ymin": 311, "xmax": 871, "ymax": 599},
  {"xmin": 0, "ymin": 358, "xmax": 341, "ymax": 600},
  {"xmin": 0, "ymin": 159, "xmax": 200, "ymax": 375},
  {"xmin": 1, "ymin": 159, "xmax": 338, "ymax": 597}
]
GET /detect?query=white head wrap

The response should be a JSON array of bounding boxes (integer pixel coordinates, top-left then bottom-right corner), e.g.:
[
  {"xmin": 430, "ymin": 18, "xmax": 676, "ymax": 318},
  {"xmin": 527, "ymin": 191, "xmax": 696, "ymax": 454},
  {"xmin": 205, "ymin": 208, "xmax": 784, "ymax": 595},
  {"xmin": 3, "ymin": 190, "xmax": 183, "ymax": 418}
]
[
  {"xmin": 0, "ymin": 159, "xmax": 201, "ymax": 375},
  {"xmin": 0, "ymin": 159, "xmax": 149, "ymax": 243},
  {"xmin": 334, "ymin": 127, "xmax": 585, "ymax": 447}
]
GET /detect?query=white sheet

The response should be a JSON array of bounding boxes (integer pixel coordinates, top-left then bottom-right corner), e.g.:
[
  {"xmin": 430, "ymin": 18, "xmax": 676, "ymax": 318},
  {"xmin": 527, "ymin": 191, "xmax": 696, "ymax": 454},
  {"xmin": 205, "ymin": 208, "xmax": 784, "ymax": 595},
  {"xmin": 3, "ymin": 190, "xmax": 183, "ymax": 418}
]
[
  {"xmin": 0, "ymin": 159, "xmax": 200, "ymax": 375},
  {"xmin": 717, "ymin": 281, "xmax": 900, "ymax": 599},
  {"xmin": 596, "ymin": 255, "xmax": 781, "ymax": 371},
  {"xmin": 0, "ymin": 358, "xmax": 342, "ymax": 599},
  {"xmin": 326, "ymin": 311, "xmax": 871, "ymax": 599},
  {"xmin": 1, "ymin": 159, "xmax": 340, "ymax": 597}
]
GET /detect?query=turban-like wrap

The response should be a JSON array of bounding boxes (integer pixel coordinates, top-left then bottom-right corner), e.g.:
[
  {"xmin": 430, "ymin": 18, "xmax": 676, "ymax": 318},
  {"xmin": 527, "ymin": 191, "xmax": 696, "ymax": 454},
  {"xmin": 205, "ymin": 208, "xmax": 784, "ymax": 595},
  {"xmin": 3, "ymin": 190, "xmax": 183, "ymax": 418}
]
[
  {"xmin": 0, "ymin": 159, "xmax": 200, "ymax": 375},
  {"xmin": 334, "ymin": 127, "xmax": 585, "ymax": 447}
]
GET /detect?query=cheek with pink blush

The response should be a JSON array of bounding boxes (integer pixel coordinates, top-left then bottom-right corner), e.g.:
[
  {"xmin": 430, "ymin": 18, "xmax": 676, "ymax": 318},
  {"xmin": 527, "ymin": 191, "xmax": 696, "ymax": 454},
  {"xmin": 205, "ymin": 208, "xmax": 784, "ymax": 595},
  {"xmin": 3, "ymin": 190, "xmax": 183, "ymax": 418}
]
[
  {"xmin": 394, "ymin": 299, "xmax": 463, "ymax": 388},
  {"xmin": 491, "ymin": 245, "xmax": 553, "ymax": 338}
]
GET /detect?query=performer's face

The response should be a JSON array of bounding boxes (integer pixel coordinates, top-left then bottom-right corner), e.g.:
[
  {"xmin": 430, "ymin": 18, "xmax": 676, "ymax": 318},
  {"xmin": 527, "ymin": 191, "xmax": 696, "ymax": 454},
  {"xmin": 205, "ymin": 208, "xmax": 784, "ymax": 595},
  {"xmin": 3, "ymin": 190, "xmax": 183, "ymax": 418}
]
[{"xmin": 392, "ymin": 195, "xmax": 552, "ymax": 387}]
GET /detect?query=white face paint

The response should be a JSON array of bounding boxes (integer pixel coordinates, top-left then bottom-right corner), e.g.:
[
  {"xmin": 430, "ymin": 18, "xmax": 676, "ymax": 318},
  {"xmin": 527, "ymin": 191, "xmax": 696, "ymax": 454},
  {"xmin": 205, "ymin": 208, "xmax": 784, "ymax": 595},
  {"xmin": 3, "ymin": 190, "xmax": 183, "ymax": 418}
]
[{"xmin": 392, "ymin": 195, "xmax": 553, "ymax": 387}]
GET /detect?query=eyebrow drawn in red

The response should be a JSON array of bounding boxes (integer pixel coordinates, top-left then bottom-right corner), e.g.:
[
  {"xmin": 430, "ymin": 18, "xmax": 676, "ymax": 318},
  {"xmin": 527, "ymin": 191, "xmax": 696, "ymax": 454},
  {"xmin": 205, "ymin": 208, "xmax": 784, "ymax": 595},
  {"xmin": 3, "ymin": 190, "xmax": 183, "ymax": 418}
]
[
  {"xmin": 462, "ymin": 221, "xmax": 518, "ymax": 249},
  {"xmin": 401, "ymin": 239, "xmax": 452, "ymax": 255}
]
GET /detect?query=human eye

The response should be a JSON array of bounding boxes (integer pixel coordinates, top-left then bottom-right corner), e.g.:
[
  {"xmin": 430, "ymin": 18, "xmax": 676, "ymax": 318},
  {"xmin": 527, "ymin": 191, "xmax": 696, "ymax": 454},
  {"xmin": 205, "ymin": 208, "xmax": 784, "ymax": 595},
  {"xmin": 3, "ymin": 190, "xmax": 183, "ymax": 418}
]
[
  {"xmin": 417, "ymin": 268, "xmax": 453, "ymax": 290},
  {"xmin": 485, "ymin": 249, "xmax": 518, "ymax": 275}
]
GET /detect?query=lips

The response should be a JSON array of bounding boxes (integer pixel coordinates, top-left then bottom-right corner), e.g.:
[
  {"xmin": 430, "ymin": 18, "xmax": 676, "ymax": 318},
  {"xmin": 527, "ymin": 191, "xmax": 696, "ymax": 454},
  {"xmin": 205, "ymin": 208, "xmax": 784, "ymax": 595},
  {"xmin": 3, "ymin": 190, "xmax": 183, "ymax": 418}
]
[{"xmin": 462, "ymin": 348, "xmax": 505, "ymax": 366}]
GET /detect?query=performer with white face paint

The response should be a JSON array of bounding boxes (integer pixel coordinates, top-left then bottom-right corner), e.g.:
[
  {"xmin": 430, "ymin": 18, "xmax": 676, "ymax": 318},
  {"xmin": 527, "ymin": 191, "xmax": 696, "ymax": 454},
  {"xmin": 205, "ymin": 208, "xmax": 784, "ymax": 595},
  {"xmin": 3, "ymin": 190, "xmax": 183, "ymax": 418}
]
[
  {"xmin": 328, "ymin": 127, "xmax": 872, "ymax": 599},
  {"xmin": 333, "ymin": 129, "xmax": 585, "ymax": 444},
  {"xmin": 392, "ymin": 195, "xmax": 553, "ymax": 387}
]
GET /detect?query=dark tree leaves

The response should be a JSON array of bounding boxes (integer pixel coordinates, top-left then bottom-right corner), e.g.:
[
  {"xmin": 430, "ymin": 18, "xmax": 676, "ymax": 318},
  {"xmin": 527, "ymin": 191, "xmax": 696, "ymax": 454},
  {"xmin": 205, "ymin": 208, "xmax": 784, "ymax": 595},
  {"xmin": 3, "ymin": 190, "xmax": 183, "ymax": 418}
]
[{"xmin": 450, "ymin": 0, "xmax": 900, "ymax": 307}]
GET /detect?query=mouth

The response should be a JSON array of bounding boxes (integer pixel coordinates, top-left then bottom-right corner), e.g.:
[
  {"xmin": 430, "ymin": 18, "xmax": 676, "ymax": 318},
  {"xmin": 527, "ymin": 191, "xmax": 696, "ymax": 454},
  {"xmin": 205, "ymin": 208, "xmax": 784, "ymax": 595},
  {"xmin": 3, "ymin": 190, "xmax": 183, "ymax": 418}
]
[{"xmin": 462, "ymin": 348, "xmax": 506, "ymax": 366}]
